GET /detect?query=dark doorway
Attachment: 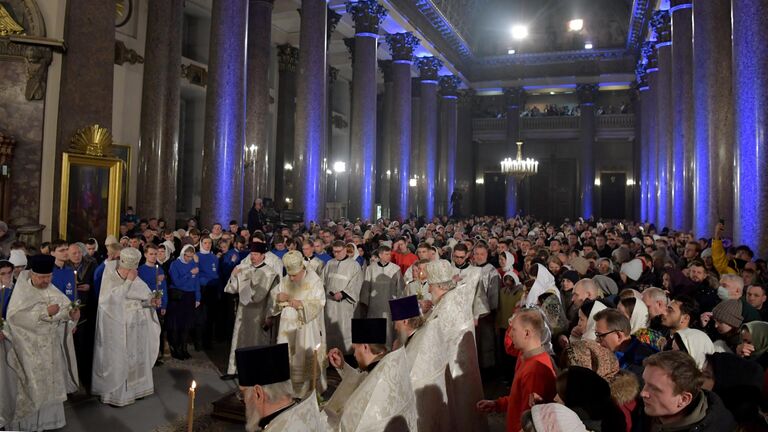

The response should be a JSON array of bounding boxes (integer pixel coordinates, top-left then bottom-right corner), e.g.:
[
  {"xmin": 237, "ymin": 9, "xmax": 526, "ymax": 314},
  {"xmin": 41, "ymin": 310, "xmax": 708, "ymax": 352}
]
[
  {"xmin": 600, "ymin": 172, "xmax": 626, "ymax": 219},
  {"xmin": 484, "ymin": 172, "xmax": 505, "ymax": 216}
]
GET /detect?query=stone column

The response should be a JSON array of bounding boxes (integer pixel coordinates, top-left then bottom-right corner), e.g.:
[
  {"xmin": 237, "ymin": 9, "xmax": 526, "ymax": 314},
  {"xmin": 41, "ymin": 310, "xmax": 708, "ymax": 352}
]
[
  {"xmin": 322, "ymin": 10, "xmax": 342, "ymax": 219},
  {"xmin": 54, "ymin": 0, "xmax": 114, "ymax": 233},
  {"xmin": 416, "ymin": 56, "xmax": 442, "ymax": 220},
  {"xmin": 378, "ymin": 59, "xmax": 393, "ymax": 217},
  {"xmin": 385, "ymin": 32, "xmax": 418, "ymax": 221},
  {"xmin": 692, "ymin": 0, "xmax": 733, "ymax": 238},
  {"xmin": 275, "ymin": 45, "xmax": 299, "ymax": 209},
  {"xmin": 631, "ymin": 86, "xmax": 642, "ymax": 221},
  {"xmin": 652, "ymin": 10, "xmax": 672, "ymax": 229},
  {"xmin": 503, "ymin": 87, "xmax": 525, "ymax": 218},
  {"xmin": 732, "ymin": 0, "xmax": 768, "ymax": 256},
  {"xmin": 293, "ymin": 0, "xmax": 328, "ymax": 224},
  {"xmin": 645, "ymin": 44, "xmax": 659, "ymax": 225},
  {"xmin": 670, "ymin": 0, "xmax": 693, "ymax": 231},
  {"xmin": 438, "ymin": 75, "xmax": 460, "ymax": 216},
  {"xmin": 200, "ymin": 0, "xmax": 247, "ymax": 227},
  {"xmin": 136, "ymin": 0, "xmax": 183, "ymax": 222},
  {"xmin": 456, "ymin": 89, "xmax": 475, "ymax": 217},
  {"xmin": 346, "ymin": 1, "xmax": 387, "ymax": 221},
  {"xmin": 577, "ymin": 83, "xmax": 599, "ymax": 219},
  {"xmin": 242, "ymin": 0, "xmax": 274, "ymax": 220},
  {"xmin": 410, "ymin": 77, "xmax": 421, "ymax": 216}
]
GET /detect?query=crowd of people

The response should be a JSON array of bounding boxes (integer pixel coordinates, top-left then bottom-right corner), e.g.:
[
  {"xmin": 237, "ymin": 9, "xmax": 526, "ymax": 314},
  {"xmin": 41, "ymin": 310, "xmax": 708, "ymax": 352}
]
[{"xmin": 1, "ymin": 205, "xmax": 768, "ymax": 431}]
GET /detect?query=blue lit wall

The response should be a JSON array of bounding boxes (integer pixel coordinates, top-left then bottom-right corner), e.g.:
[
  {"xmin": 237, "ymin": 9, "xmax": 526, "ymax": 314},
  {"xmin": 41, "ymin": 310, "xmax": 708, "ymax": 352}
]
[{"xmin": 506, "ymin": 178, "xmax": 517, "ymax": 218}]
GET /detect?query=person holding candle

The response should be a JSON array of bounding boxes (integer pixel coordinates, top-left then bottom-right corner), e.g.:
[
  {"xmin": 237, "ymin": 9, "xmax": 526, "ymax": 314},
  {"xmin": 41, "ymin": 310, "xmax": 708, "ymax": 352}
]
[
  {"xmin": 92, "ymin": 247, "xmax": 162, "ymax": 406},
  {"xmin": 221, "ymin": 242, "xmax": 279, "ymax": 380},
  {"xmin": 167, "ymin": 245, "xmax": 201, "ymax": 360},
  {"xmin": 138, "ymin": 243, "xmax": 169, "ymax": 365},
  {"xmin": 6, "ymin": 254, "xmax": 79, "ymax": 431},
  {"xmin": 236, "ymin": 343, "xmax": 325, "ymax": 431},
  {"xmin": 50, "ymin": 239, "xmax": 77, "ymax": 301},
  {"xmin": 68, "ymin": 242, "xmax": 97, "ymax": 392}
]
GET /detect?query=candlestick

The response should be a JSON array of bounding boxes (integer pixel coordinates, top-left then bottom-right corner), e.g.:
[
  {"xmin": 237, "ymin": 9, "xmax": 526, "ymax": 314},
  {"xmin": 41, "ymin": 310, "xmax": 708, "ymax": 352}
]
[
  {"xmin": 312, "ymin": 343, "xmax": 321, "ymax": 392},
  {"xmin": 155, "ymin": 264, "xmax": 160, "ymax": 289},
  {"xmin": 73, "ymin": 269, "xmax": 78, "ymax": 300},
  {"xmin": 187, "ymin": 380, "xmax": 196, "ymax": 432}
]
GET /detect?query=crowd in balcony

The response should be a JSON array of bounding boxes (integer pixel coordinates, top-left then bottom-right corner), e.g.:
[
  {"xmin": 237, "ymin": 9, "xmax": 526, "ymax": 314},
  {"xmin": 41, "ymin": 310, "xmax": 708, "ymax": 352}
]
[{"xmin": 477, "ymin": 103, "xmax": 633, "ymax": 119}]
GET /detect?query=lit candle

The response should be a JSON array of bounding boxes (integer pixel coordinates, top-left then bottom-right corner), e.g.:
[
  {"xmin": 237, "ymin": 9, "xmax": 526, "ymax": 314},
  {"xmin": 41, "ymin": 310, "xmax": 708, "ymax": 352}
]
[
  {"xmin": 155, "ymin": 264, "xmax": 160, "ymax": 289},
  {"xmin": 187, "ymin": 380, "xmax": 196, "ymax": 432},
  {"xmin": 73, "ymin": 269, "xmax": 78, "ymax": 300}
]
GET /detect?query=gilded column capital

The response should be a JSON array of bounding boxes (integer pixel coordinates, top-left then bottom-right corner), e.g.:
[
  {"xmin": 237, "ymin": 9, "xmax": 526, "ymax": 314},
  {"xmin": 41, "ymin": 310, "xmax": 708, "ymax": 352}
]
[
  {"xmin": 277, "ymin": 44, "xmax": 299, "ymax": 72},
  {"xmin": 439, "ymin": 75, "xmax": 461, "ymax": 97},
  {"xmin": 345, "ymin": 0, "xmax": 387, "ymax": 35},
  {"xmin": 378, "ymin": 59, "xmax": 393, "ymax": 82},
  {"xmin": 416, "ymin": 56, "xmax": 442, "ymax": 81},
  {"xmin": 576, "ymin": 83, "xmax": 600, "ymax": 105},
  {"xmin": 385, "ymin": 32, "xmax": 419, "ymax": 62},
  {"xmin": 503, "ymin": 86, "xmax": 526, "ymax": 108},
  {"xmin": 651, "ymin": 10, "xmax": 671, "ymax": 44}
]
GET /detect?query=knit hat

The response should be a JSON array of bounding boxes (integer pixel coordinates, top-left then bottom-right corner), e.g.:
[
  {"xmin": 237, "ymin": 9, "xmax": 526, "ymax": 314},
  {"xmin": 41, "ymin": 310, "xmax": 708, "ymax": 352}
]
[
  {"xmin": 561, "ymin": 270, "xmax": 580, "ymax": 285},
  {"xmin": 711, "ymin": 299, "xmax": 744, "ymax": 329},
  {"xmin": 620, "ymin": 258, "xmax": 643, "ymax": 281}
]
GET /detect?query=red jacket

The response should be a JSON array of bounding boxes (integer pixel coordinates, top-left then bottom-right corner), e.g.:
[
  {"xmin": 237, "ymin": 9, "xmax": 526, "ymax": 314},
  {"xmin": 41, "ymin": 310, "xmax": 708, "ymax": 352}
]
[
  {"xmin": 495, "ymin": 349, "xmax": 557, "ymax": 432},
  {"xmin": 392, "ymin": 251, "xmax": 418, "ymax": 275}
]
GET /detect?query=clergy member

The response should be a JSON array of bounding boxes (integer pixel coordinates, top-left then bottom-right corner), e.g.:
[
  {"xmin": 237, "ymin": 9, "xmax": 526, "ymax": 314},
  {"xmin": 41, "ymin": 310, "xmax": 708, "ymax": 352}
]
[
  {"xmin": 325, "ymin": 318, "xmax": 418, "ymax": 431},
  {"xmin": 425, "ymin": 259, "xmax": 488, "ymax": 432},
  {"xmin": 7, "ymin": 255, "xmax": 79, "ymax": 431},
  {"xmin": 236, "ymin": 343, "xmax": 326, "ymax": 432},
  {"xmin": 221, "ymin": 242, "xmax": 279, "ymax": 379},
  {"xmin": 473, "ymin": 243, "xmax": 501, "ymax": 370},
  {"xmin": 390, "ymin": 295, "xmax": 449, "ymax": 431},
  {"xmin": 0, "ymin": 260, "xmax": 16, "ymax": 429},
  {"xmin": 301, "ymin": 239, "xmax": 324, "ymax": 277},
  {"xmin": 323, "ymin": 240, "xmax": 363, "ymax": 353},
  {"xmin": 360, "ymin": 244, "xmax": 403, "ymax": 347},
  {"xmin": 272, "ymin": 250, "xmax": 327, "ymax": 397},
  {"xmin": 92, "ymin": 247, "xmax": 162, "ymax": 406}
]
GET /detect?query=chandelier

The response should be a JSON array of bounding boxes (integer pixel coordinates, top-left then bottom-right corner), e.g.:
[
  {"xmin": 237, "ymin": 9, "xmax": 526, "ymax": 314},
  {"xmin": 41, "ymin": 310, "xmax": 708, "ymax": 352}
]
[{"xmin": 500, "ymin": 141, "xmax": 538, "ymax": 179}]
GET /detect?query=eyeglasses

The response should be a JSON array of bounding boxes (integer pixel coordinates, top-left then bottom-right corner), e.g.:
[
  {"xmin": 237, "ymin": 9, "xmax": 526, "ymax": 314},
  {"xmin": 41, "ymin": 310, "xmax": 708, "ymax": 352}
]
[{"xmin": 595, "ymin": 329, "xmax": 620, "ymax": 341}]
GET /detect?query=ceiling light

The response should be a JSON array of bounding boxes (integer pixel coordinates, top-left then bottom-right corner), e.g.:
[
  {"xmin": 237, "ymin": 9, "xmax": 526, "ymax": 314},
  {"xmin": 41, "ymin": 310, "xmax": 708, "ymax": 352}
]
[
  {"xmin": 332, "ymin": 161, "xmax": 346, "ymax": 173},
  {"xmin": 510, "ymin": 25, "xmax": 528, "ymax": 40},
  {"xmin": 284, "ymin": 163, "xmax": 293, "ymax": 171},
  {"xmin": 568, "ymin": 19, "xmax": 584, "ymax": 32},
  {"xmin": 507, "ymin": 49, "xmax": 516, "ymax": 55},
  {"xmin": 549, "ymin": 91, "xmax": 555, "ymax": 95},
  {"xmin": 409, "ymin": 177, "xmax": 418, "ymax": 187},
  {"xmin": 475, "ymin": 178, "xmax": 485, "ymax": 185},
  {"xmin": 584, "ymin": 43, "xmax": 593, "ymax": 50}
]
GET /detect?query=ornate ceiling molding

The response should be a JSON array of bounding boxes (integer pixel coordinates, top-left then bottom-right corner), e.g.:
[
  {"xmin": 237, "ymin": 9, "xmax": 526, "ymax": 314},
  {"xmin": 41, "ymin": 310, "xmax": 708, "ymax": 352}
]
[{"xmin": 625, "ymin": 0, "xmax": 652, "ymax": 50}]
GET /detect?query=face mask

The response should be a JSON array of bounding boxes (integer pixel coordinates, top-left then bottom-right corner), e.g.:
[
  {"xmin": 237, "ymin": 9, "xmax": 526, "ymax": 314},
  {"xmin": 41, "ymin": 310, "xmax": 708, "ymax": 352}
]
[{"xmin": 717, "ymin": 286, "xmax": 731, "ymax": 300}]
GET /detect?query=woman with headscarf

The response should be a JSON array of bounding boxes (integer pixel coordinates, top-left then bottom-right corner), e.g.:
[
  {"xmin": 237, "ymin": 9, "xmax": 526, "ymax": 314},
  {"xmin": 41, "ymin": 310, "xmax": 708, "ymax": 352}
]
[
  {"xmin": 166, "ymin": 245, "xmax": 201, "ymax": 360},
  {"xmin": 555, "ymin": 366, "xmax": 627, "ymax": 431},
  {"xmin": 520, "ymin": 404, "xmax": 587, "ymax": 432},
  {"xmin": 569, "ymin": 299, "xmax": 607, "ymax": 343},
  {"xmin": 672, "ymin": 328, "xmax": 717, "ymax": 370},
  {"xmin": 539, "ymin": 292, "xmax": 568, "ymax": 338},
  {"xmin": 738, "ymin": 321, "xmax": 768, "ymax": 369},
  {"xmin": 525, "ymin": 263, "xmax": 559, "ymax": 307}
]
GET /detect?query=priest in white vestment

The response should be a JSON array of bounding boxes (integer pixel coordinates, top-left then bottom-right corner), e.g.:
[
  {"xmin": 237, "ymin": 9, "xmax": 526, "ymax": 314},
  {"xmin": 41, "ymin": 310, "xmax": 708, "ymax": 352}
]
[
  {"xmin": 222, "ymin": 242, "xmax": 279, "ymax": 379},
  {"xmin": 360, "ymin": 245, "xmax": 403, "ymax": 347},
  {"xmin": 322, "ymin": 241, "xmax": 363, "ymax": 353},
  {"xmin": 302, "ymin": 239, "xmax": 325, "ymax": 277},
  {"xmin": 7, "ymin": 255, "xmax": 79, "ymax": 431},
  {"xmin": 92, "ymin": 247, "xmax": 162, "ymax": 406},
  {"xmin": 451, "ymin": 243, "xmax": 489, "ymax": 321},
  {"xmin": 236, "ymin": 343, "xmax": 326, "ymax": 432},
  {"xmin": 272, "ymin": 250, "xmax": 327, "ymax": 397},
  {"xmin": 403, "ymin": 243, "xmax": 433, "ymax": 285},
  {"xmin": 324, "ymin": 318, "xmax": 417, "ymax": 431},
  {"xmin": 426, "ymin": 259, "xmax": 488, "ymax": 432},
  {"xmin": 0, "ymin": 261, "xmax": 17, "ymax": 430},
  {"xmin": 391, "ymin": 295, "xmax": 449, "ymax": 431}
]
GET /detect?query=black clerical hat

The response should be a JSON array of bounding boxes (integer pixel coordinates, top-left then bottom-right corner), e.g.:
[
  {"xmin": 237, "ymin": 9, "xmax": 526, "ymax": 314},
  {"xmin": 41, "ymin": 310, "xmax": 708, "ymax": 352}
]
[
  {"xmin": 29, "ymin": 254, "xmax": 55, "ymax": 275},
  {"xmin": 351, "ymin": 318, "xmax": 387, "ymax": 344},
  {"xmin": 235, "ymin": 343, "xmax": 290, "ymax": 386},
  {"xmin": 389, "ymin": 295, "xmax": 421, "ymax": 321},
  {"xmin": 250, "ymin": 242, "xmax": 268, "ymax": 253}
]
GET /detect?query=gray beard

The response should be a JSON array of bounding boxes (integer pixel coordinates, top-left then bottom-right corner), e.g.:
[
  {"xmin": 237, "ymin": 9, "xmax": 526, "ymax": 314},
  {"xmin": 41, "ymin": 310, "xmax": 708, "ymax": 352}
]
[
  {"xmin": 397, "ymin": 331, "xmax": 409, "ymax": 347},
  {"xmin": 244, "ymin": 401, "xmax": 262, "ymax": 432}
]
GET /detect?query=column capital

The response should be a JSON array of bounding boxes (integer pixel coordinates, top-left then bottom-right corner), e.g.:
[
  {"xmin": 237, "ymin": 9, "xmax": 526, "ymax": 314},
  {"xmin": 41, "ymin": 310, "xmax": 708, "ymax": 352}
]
[
  {"xmin": 576, "ymin": 83, "xmax": 600, "ymax": 105},
  {"xmin": 385, "ymin": 32, "xmax": 419, "ymax": 62},
  {"xmin": 439, "ymin": 75, "xmax": 461, "ymax": 97},
  {"xmin": 503, "ymin": 86, "xmax": 526, "ymax": 107},
  {"xmin": 416, "ymin": 56, "xmax": 442, "ymax": 81},
  {"xmin": 327, "ymin": 7, "xmax": 342, "ymax": 41},
  {"xmin": 635, "ymin": 56, "xmax": 648, "ymax": 88},
  {"xmin": 378, "ymin": 59, "xmax": 393, "ymax": 82},
  {"xmin": 345, "ymin": 0, "xmax": 387, "ymax": 35},
  {"xmin": 343, "ymin": 37, "xmax": 355, "ymax": 60},
  {"xmin": 643, "ymin": 40, "xmax": 658, "ymax": 71},
  {"xmin": 457, "ymin": 88, "xmax": 476, "ymax": 107},
  {"xmin": 670, "ymin": 0, "xmax": 692, "ymax": 12},
  {"xmin": 650, "ymin": 9, "xmax": 671, "ymax": 43},
  {"xmin": 277, "ymin": 44, "xmax": 299, "ymax": 72}
]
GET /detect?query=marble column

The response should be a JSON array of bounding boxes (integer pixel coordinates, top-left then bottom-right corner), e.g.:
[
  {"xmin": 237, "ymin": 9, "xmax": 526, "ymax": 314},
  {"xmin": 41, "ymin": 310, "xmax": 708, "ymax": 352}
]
[
  {"xmin": 645, "ymin": 44, "xmax": 660, "ymax": 225},
  {"xmin": 346, "ymin": 0, "xmax": 387, "ymax": 221},
  {"xmin": 456, "ymin": 89, "xmax": 476, "ymax": 217},
  {"xmin": 670, "ymin": 0, "xmax": 693, "ymax": 231},
  {"xmin": 631, "ymin": 86, "xmax": 642, "ymax": 221},
  {"xmin": 410, "ymin": 77, "xmax": 422, "ymax": 216},
  {"xmin": 322, "ymin": 10, "xmax": 342, "ymax": 219},
  {"xmin": 137, "ymin": 0, "xmax": 183, "ymax": 222},
  {"xmin": 242, "ymin": 0, "xmax": 274, "ymax": 221},
  {"xmin": 275, "ymin": 45, "xmax": 299, "ymax": 209},
  {"xmin": 438, "ymin": 75, "xmax": 460, "ymax": 216},
  {"xmin": 55, "ymin": 0, "xmax": 114, "ymax": 234},
  {"xmin": 652, "ymin": 10, "xmax": 672, "ymax": 229},
  {"xmin": 692, "ymin": 0, "xmax": 733, "ymax": 238},
  {"xmin": 503, "ymin": 87, "xmax": 525, "ymax": 218},
  {"xmin": 732, "ymin": 0, "xmax": 768, "ymax": 256},
  {"xmin": 293, "ymin": 0, "xmax": 328, "ymax": 224},
  {"xmin": 200, "ymin": 0, "xmax": 247, "ymax": 227},
  {"xmin": 385, "ymin": 32, "xmax": 418, "ymax": 221},
  {"xmin": 378, "ymin": 59, "xmax": 393, "ymax": 218},
  {"xmin": 417, "ymin": 56, "xmax": 442, "ymax": 220},
  {"xmin": 577, "ymin": 83, "xmax": 599, "ymax": 219}
]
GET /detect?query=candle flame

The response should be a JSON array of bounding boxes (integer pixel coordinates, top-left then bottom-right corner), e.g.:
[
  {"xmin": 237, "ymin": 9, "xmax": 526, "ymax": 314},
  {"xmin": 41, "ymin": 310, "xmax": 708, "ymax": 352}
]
[
  {"xmin": 191, "ymin": 380, "xmax": 196, "ymax": 390},
  {"xmin": 315, "ymin": 343, "xmax": 321, "ymax": 350}
]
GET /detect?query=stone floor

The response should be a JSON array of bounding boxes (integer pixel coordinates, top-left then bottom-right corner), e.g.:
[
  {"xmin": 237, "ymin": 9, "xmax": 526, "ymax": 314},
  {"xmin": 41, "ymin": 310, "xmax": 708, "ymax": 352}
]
[{"xmin": 57, "ymin": 340, "xmax": 508, "ymax": 431}]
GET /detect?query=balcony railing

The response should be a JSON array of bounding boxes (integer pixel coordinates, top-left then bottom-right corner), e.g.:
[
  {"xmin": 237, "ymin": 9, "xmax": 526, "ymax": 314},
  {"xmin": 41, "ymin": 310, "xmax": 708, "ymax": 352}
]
[
  {"xmin": 472, "ymin": 114, "xmax": 634, "ymax": 140},
  {"xmin": 597, "ymin": 114, "xmax": 635, "ymax": 129}
]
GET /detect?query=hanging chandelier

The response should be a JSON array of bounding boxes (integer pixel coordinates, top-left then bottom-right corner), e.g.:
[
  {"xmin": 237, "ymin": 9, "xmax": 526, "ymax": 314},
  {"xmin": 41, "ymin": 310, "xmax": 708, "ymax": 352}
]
[{"xmin": 500, "ymin": 141, "xmax": 538, "ymax": 179}]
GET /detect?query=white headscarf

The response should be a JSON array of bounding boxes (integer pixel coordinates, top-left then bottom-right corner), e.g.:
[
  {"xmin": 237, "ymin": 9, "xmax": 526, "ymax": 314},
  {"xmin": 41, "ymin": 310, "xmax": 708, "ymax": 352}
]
[
  {"xmin": 531, "ymin": 404, "xmax": 587, "ymax": 432},
  {"xmin": 627, "ymin": 291, "xmax": 650, "ymax": 334},
  {"xmin": 178, "ymin": 245, "xmax": 196, "ymax": 263},
  {"xmin": 346, "ymin": 242, "xmax": 360, "ymax": 261},
  {"xmin": 526, "ymin": 263, "xmax": 559, "ymax": 307},
  {"xmin": 675, "ymin": 328, "xmax": 716, "ymax": 369},
  {"xmin": 500, "ymin": 251, "xmax": 515, "ymax": 273}
]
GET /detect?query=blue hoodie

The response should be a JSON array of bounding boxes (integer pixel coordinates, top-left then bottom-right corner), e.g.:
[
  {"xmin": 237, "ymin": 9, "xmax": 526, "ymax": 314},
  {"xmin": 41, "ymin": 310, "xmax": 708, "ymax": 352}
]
[
  {"xmin": 196, "ymin": 251, "xmax": 219, "ymax": 287},
  {"xmin": 169, "ymin": 258, "xmax": 201, "ymax": 302},
  {"xmin": 52, "ymin": 264, "xmax": 77, "ymax": 301},
  {"xmin": 138, "ymin": 263, "xmax": 168, "ymax": 310}
]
